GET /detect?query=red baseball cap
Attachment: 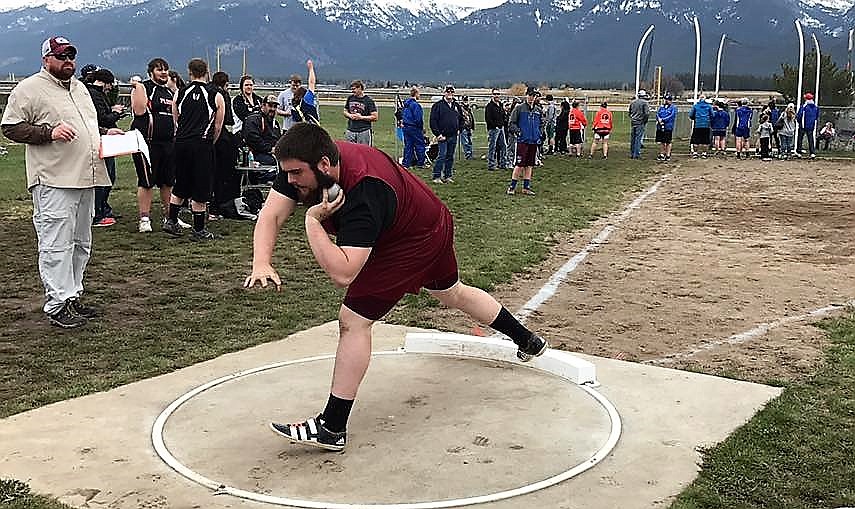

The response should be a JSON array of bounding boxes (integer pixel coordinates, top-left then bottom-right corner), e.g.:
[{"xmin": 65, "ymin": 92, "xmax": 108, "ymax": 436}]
[
  {"xmin": 41, "ymin": 36, "xmax": 76, "ymax": 58},
  {"xmin": 804, "ymin": 92, "xmax": 814, "ymax": 100}
]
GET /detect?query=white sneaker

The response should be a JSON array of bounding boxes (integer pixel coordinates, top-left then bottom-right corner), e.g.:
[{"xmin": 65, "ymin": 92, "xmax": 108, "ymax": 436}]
[
  {"xmin": 138, "ymin": 217, "xmax": 152, "ymax": 233},
  {"xmin": 177, "ymin": 218, "xmax": 192, "ymax": 229}
]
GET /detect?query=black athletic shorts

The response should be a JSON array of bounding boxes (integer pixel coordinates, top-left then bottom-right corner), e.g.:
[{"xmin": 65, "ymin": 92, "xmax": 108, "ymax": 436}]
[
  {"xmin": 133, "ymin": 140, "xmax": 176, "ymax": 189},
  {"xmin": 691, "ymin": 127, "xmax": 712, "ymax": 146},
  {"xmin": 655, "ymin": 129, "xmax": 673, "ymax": 144},
  {"xmin": 172, "ymin": 139, "xmax": 214, "ymax": 203},
  {"xmin": 568, "ymin": 130, "xmax": 583, "ymax": 144}
]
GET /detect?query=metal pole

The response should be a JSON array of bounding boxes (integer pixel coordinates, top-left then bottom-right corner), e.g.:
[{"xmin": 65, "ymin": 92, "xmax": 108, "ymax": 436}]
[
  {"xmin": 812, "ymin": 33, "xmax": 821, "ymax": 105},
  {"xmin": 635, "ymin": 25, "xmax": 655, "ymax": 98},
  {"xmin": 848, "ymin": 28, "xmax": 853, "ymax": 80},
  {"xmin": 693, "ymin": 16, "xmax": 701, "ymax": 102},
  {"xmin": 715, "ymin": 33, "xmax": 726, "ymax": 99},
  {"xmin": 796, "ymin": 19, "xmax": 804, "ymax": 113},
  {"xmin": 812, "ymin": 33, "xmax": 821, "ymax": 141}
]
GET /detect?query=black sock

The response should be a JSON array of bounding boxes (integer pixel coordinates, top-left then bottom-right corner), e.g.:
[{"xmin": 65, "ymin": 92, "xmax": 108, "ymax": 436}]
[
  {"xmin": 489, "ymin": 307, "xmax": 533, "ymax": 347},
  {"xmin": 321, "ymin": 393, "xmax": 354, "ymax": 433},
  {"xmin": 192, "ymin": 211, "xmax": 206, "ymax": 232},
  {"xmin": 168, "ymin": 203, "xmax": 181, "ymax": 222}
]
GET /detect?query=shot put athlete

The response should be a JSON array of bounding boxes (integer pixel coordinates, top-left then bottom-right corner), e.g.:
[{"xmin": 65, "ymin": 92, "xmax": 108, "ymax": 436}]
[{"xmin": 244, "ymin": 123, "xmax": 548, "ymax": 451}]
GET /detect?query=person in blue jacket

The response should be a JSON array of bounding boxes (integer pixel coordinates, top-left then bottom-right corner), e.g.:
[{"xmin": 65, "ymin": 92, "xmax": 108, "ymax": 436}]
[
  {"xmin": 507, "ymin": 87, "xmax": 544, "ymax": 195},
  {"xmin": 400, "ymin": 86, "xmax": 426, "ymax": 169},
  {"xmin": 688, "ymin": 93, "xmax": 713, "ymax": 158},
  {"xmin": 797, "ymin": 92, "xmax": 820, "ymax": 158},
  {"xmin": 710, "ymin": 101, "xmax": 731, "ymax": 156},
  {"xmin": 767, "ymin": 100, "xmax": 781, "ymax": 153},
  {"xmin": 733, "ymin": 98, "xmax": 753, "ymax": 159},
  {"xmin": 655, "ymin": 93, "xmax": 677, "ymax": 161}
]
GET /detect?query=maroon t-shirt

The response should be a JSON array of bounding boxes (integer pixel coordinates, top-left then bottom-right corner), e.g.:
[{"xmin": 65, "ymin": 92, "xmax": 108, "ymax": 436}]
[{"xmin": 322, "ymin": 141, "xmax": 455, "ymax": 299}]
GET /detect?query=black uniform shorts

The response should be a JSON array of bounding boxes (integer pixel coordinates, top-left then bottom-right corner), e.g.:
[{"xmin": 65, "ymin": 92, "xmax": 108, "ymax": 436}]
[
  {"xmin": 133, "ymin": 140, "xmax": 176, "ymax": 189},
  {"xmin": 172, "ymin": 139, "xmax": 214, "ymax": 203}
]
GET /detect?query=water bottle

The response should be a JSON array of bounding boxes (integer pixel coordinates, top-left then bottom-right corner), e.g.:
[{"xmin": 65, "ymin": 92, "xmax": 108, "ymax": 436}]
[{"xmin": 247, "ymin": 151, "xmax": 254, "ymax": 168}]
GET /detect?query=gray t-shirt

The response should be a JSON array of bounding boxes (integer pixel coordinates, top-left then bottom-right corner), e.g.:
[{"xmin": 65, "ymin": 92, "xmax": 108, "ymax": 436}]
[
  {"xmin": 277, "ymin": 88, "xmax": 295, "ymax": 131},
  {"xmin": 345, "ymin": 94, "xmax": 377, "ymax": 133}
]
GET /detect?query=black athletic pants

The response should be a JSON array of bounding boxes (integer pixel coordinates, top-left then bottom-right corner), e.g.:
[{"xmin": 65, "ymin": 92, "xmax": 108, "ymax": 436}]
[{"xmin": 213, "ymin": 130, "xmax": 241, "ymax": 208}]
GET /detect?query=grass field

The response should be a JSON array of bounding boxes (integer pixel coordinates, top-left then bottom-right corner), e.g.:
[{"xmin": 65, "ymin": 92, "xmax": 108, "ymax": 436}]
[{"xmin": 1, "ymin": 103, "xmax": 853, "ymax": 509}]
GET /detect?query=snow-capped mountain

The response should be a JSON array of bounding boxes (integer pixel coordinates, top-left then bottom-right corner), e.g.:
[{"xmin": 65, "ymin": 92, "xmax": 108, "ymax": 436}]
[
  {"xmin": 357, "ymin": 0, "xmax": 855, "ymax": 81},
  {"xmin": 0, "ymin": 0, "xmax": 853, "ymax": 82}
]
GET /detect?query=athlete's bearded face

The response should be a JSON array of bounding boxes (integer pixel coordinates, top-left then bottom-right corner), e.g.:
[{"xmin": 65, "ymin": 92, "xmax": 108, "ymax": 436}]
[
  {"xmin": 150, "ymin": 65, "xmax": 169, "ymax": 85},
  {"xmin": 281, "ymin": 158, "xmax": 337, "ymax": 206}
]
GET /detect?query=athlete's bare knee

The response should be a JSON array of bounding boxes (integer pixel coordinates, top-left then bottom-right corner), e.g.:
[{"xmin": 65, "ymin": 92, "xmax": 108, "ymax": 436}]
[
  {"xmin": 339, "ymin": 304, "xmax": 373, "ymax": 336},
  {"xmin": 428, "ymin": 282, "xmax": 464, "ymax": 308}
]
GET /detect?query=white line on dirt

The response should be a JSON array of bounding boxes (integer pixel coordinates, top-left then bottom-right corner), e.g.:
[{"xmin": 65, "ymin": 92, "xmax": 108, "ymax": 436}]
[
  {"xmin": 509, "ymin": 174, "xmax": 671, "ymax": 327},
  {"xmin": 648, "ymin": 300, "xmax": 855, "ymax": 365}
]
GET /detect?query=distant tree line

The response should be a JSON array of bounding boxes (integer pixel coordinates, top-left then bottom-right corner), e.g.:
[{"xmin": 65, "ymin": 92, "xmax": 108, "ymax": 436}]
[{"xmin": 773, "ymin": 50, "xmax": 854, "ymax": 107}]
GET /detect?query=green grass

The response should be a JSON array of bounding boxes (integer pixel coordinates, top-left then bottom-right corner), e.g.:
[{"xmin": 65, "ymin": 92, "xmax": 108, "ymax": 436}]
[
  {"xmin": 671, "ymin": 313, "xmax": 855, "ymax": 509},
  {"xmin": 1, "ymin": 103, "xmax": 853, "ymax": 509}
]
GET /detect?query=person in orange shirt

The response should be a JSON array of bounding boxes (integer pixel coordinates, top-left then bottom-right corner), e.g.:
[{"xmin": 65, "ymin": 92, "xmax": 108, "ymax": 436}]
[
  {"xmin": 589, "ymin": 101, "xmax": 613, "ymax": 159},
  {"xmin": 567, "ymin": 100, "xmax": 588, "ymax": 157}
]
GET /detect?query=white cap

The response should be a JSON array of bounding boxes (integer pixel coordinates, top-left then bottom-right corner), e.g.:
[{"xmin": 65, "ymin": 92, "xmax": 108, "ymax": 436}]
[{"xmin": 638, "ymin": 90, "xmax": 648, "ymax": 98}]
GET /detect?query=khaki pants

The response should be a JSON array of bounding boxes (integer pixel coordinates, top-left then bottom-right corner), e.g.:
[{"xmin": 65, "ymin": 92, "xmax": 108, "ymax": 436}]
[{"xmin": 31, "ymin": 185, "xmax": 95, "ymax": 314}]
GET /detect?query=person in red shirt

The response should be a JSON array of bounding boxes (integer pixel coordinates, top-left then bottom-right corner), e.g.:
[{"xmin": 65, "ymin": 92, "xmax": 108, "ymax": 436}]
[
  {"xmin": 567, "ymin": 100, "xmax": 588, "ymax": 157},
  {"xmin": 589, "ymin": 102, "xmax": 613, "ymax": 159},
  {"xmin": 244, "ymin": 123, "xmax": 549, "ymax": 452}
]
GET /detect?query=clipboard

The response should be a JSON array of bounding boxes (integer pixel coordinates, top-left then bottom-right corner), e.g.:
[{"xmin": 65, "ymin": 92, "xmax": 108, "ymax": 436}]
[{"xmin": 99, "ymin": 129, "xmax": 150, "ymax": 163}]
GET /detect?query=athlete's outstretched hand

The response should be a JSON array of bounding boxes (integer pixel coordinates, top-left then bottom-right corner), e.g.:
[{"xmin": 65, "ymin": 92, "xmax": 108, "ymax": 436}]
[
  {"xmin": 305, "ymin": 186, "xmax": 345, "ymax": 223},
  {"xmin": 244, "ymin": 263, "xmax": 282, "ymax": 291}
]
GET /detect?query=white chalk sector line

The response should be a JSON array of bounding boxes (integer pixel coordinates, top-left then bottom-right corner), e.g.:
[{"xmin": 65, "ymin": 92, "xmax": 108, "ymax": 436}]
[
  {"xmin": 151, "ymin": 341, "xmax": 623, "ymax": 509},
  {"xmin": 649, "ymin": 299, "xmax": 855, "ymax": 364},
  {"xmin": 492, "ymin": 174, "xmax": 670, "ymax": 332}
]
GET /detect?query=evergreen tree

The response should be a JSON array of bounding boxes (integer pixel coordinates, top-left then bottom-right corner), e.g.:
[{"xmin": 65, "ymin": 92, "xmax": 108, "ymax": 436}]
[{"xmin": 773, "ymin": 51, "xmax": 853, "ymax": 106}]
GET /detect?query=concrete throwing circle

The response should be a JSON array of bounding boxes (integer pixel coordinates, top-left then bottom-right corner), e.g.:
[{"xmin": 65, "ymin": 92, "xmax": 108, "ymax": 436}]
[{"xmin": 153, "ymin": 336, "xmax": 621, "ymax": 508}]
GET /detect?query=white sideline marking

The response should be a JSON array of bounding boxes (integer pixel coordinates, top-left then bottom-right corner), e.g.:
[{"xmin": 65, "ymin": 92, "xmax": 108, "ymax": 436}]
[
  {"xmin": 492, "ymin": 174, "xmax": 670, "ymax": 331},
  {"xmin": 649, "ymin": 300, "xmax": 855, "ymax": 364}
]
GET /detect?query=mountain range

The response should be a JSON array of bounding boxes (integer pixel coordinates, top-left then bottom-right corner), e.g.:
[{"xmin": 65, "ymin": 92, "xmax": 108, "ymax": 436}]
[{"xmin": 1, "ymin": 0, "xmax": 854, "ymax": 84}]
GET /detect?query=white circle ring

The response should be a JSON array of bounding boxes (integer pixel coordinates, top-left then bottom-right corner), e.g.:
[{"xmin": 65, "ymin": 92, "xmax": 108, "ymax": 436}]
[{"xmin": 152, "ymin": 347, "xmax": 621, "ymax": 508}]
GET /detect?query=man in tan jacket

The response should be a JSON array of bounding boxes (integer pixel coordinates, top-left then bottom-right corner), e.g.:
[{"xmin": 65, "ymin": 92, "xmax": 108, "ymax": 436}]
[{"xmin": 1, "ymin": 36, "xmax": 122, "ymax": 328}]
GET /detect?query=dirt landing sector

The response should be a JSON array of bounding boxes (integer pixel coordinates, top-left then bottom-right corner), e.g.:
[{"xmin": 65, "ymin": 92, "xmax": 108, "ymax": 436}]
[{"xmin": 437, "ymin": 158, "xmax": 855, "ymax": 384}]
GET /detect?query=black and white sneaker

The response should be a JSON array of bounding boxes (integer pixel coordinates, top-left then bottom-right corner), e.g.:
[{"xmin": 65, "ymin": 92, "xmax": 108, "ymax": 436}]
[
  {"xmin": 68, "ymin": 298, "xmax": 98, "ymax": 319},
  {"xmin": 162, "ymin": 218, "xmax": 183, "ymax": 236},
  {"xmin": 48, "ymin": 301, "xmax": 87, "ymax": 329},
  {"xmin": 190, "ymin": 229, "xmax": 215, "ymax": 241},
  {"xmin": 270, "ymin": 414, "xmax": 346, "ymax": 451},
  {"xmin": 516, "ymin": 333, "xmax": 548, "ymax": 362}
]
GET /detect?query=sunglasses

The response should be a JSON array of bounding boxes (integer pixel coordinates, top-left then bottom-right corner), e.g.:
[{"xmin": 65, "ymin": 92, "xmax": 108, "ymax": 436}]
[{"xmin": 50, "ymin": 53, "xmax": 76, "ymax": 61}]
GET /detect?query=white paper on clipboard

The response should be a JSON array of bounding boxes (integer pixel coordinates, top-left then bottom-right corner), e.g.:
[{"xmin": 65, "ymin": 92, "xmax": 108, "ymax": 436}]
[{"xmin": 99, "ymin": 129, "xmax": 150, "ymax": 163}]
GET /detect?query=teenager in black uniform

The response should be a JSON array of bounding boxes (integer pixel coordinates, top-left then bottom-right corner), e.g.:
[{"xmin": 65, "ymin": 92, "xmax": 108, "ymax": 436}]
[
  {"xmin": 130, "ymin": 58, "xmax": 182, "ymax": 233},
  {"xmin": 210, "ymin": 71, "xmax": 241, "ymax": 220},
  {"xmin": 164, "ymin": 58, "xmax": 224, "ymax": 240}
]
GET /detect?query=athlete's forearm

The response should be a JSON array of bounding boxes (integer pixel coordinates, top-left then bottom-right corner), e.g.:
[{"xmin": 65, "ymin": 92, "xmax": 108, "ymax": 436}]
[
  {"xmin": 305, "ymin": 216, "xmax": 356, "ymax": 287},
  {"xmin": 251, "ymin": 197, "xmax": 293, "ymax": 266},
  {"xmin": 251, "ymin": 213, "xmax": 281, "ymax": 267}
]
